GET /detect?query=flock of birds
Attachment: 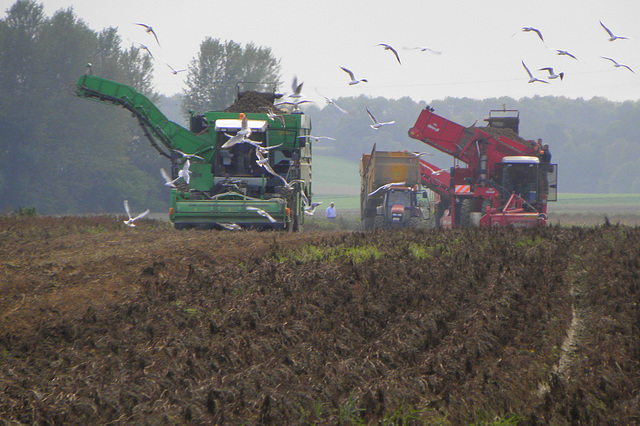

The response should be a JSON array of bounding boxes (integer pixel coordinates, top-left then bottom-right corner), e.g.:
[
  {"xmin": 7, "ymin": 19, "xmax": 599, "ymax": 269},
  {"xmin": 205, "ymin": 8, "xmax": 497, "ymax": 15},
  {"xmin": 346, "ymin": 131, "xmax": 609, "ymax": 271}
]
[
  {"xmin": 132, "ymin": 23, "xmax": 186, "ymax": 76},
  {"xmin": 517, "ymin": 21, "xmax": 634, "ymax": 86}
]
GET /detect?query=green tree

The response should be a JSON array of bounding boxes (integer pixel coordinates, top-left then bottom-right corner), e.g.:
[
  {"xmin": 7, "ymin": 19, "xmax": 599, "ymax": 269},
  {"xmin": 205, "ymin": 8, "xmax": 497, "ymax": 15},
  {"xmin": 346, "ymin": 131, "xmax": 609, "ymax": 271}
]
[
  {"xmin": 0, "ymin": 0, "xmax": 162, "ymax": 214},
  {"xmin": 182, "ymin": 38, "xmax": 281, "ymax": 114}
]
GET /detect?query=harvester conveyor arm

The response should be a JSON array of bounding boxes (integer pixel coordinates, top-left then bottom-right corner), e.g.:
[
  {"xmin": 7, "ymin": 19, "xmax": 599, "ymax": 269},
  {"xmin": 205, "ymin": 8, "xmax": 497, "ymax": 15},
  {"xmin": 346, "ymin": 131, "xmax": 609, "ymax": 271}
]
[{"xmin": 75, "ymin": 75, "xmax": 206, "ymax": 155}]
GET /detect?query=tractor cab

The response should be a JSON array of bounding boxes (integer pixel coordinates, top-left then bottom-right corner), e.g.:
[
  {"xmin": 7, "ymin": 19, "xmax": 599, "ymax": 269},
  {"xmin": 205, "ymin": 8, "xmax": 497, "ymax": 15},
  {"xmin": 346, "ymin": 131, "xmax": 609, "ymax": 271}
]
[{"xmin": 495, "ymin": 156, "xmax": 558, "ymax": 209}]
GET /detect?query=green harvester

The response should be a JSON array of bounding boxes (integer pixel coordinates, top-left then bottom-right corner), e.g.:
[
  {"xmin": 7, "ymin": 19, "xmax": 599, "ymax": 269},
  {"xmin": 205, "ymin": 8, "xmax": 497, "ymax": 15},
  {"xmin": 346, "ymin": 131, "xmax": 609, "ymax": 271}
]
[{"xmin": 75, "ymin": 75, "xmax": 313, "ymax": 231}]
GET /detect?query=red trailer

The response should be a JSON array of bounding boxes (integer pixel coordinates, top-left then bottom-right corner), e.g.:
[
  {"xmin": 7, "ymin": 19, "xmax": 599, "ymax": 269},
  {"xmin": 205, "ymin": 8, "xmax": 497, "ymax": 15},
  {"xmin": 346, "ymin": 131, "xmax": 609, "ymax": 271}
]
[{"xmin": 409, "ymin": 108, "xmax": 557, "ymax": 228}]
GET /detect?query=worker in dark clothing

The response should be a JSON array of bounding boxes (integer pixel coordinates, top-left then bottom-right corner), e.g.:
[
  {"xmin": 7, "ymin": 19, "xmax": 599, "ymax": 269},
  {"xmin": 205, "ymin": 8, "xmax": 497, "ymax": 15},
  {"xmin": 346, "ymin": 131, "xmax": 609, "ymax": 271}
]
[
  {"xmin": 539, "ymin": 143, "xmax": 552, "ymax": 194},
  {"xmin": 540, "ymin": 144, "xmax": 551, "ymax": 163}
]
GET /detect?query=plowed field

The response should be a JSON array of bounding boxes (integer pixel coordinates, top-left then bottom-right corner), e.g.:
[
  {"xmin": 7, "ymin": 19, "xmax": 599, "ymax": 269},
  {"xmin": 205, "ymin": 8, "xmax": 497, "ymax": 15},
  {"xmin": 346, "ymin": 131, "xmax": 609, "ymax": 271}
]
[{"xmin": 1, "ymin": 216, "xmax": 639, "ymax": 425}]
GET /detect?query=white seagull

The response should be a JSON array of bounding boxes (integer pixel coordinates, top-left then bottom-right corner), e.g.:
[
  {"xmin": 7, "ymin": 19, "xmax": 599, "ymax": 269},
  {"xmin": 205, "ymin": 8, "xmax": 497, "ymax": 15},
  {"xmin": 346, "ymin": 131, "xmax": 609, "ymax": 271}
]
[
  {"xmin": 368, "ymin": 182, "xmax": 406, "ymax": 197},
  {"xmin": 246, "ymin": 206, "xmax": 277, "ymax": 223},
  {"xmin": 167, "ymin": 64, "xmax": 186, "ymax": 75},
  {"xmin": 135, "ymin": 43, "xmax": 154, "ymax": 60},
  {"xmin": 403, "ymin": 46, "xmax": 442, "ymax": 55},
  {"xmin": 316, "ymin": 89, "xmax": 348, "ymax": 114},
  {"xmin": 555, "ymin": 50, "xmax": 578, "ymax": 60},
  {"xmin": 539, "ymin": 67, "xmax": 564, "ymax": 80},
  {"xmin": 366, "ymin": 108, "xmax": 396, "ymax": 129},
  {"xmin": 221, "ymin": 134, "xmax": 262, "ymax": 149},
  {"xmin": 374, "ymin": 43, "xmax": 401, "ymax": 64},
  {"xmin": 300, "ymin": 192, "xmax": 321, "ymax": 215},
  {"xmin": 173, "ymin": 149, "xmax": 204, "ymax": 161},
  {"xmin": 123, "ymin": 200, "xmax": 150, "ymax": 227},
  {"xmin": 289, "ymin": 75, "xmax": 303, "ymax": 98},
  {"xmin": 601, "ymin": 56, "xmax": 635, "ymax": 73},
  {"xmin": 221, "ymin": 115, "xmax": 260, "ymax": 148},
  {"xmin": 237, "ymin": 114, "xmax": 252, "ymax": 138},
  {"xmin": 522, "ymin": 61, "xmax": 550, "ymax": 84},
  {"xmin": 340, "ymin": 67, "xmax": 368, "ymax": 85},
  {"xmin": 134, "ymin": 23, "xmax": 160, "ymax": 46},
  {"xmin": 275, "ymin": 99, "xmax": 313, "ymax": 111},
  {"xmin": 254, "ymin": 149, "xmax": 288, "ymax": 186},
  {"xmin": 298, "ymin": 135, "xmax": 336, "ymax": 142},
  {"xmin": 260, "ymin": 107, "xmax": 285, "ymax": 126},
  {"xmin": 305, "ymin": 202, "xmax": 322, "ymax": 216},
  {"xmin": 217, "ymin": 222, "xmax": 243, "ymax": 231},
  {"xmin": 404, "ymin": 151, "xmax": 433, "ymax": 157},
  {"xmin": 600, "ymin": 21, "xmax": 628, "ymax": 41},
  {"xmin": 178, "ymin": 159, "xmax": 192, "ymax": 184},
  {"xmin": 161, "ymin": 168, "xmax": 179, "ymax": 187},
  {"xmin": 518, "ymin": 27, "xmax": 545, "ymax": 43}
]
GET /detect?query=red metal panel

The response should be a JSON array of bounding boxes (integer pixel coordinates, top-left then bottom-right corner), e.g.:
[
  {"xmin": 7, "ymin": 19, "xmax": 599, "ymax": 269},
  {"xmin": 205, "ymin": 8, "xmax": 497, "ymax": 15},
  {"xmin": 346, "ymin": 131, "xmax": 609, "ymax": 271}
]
[{"xmin": 409, "ymin": 110, "xmax": 466, "ymax": 158}]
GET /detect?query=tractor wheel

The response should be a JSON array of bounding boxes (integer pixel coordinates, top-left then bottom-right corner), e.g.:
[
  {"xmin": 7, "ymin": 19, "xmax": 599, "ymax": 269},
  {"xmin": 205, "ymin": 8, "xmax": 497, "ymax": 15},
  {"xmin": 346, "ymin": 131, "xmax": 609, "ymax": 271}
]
[
  {"xmin": 409, "ymin": 216, "xmax": 422, "ymax": 228},
  {"xmin": 460, "ymin": 198, "xmax": 473, "ymax": 228},
  {"xmin": 373, "ymin": 215, "xmax": 385, "ymax": 230}
]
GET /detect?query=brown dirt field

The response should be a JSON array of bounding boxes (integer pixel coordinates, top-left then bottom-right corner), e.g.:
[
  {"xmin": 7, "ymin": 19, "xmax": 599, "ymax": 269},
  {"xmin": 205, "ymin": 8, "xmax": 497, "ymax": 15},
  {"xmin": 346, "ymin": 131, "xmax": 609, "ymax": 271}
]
[{"xmin": 1, "ymin": 216, "xmax": 639, "ymax": 424}]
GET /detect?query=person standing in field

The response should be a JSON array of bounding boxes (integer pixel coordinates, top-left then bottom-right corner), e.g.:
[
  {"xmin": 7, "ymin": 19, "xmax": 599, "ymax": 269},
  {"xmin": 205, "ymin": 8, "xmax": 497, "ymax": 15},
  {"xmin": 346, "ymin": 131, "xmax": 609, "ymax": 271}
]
[{"xmin": 325, "ymin": 202, "xmax": 336, "ymax": 220}]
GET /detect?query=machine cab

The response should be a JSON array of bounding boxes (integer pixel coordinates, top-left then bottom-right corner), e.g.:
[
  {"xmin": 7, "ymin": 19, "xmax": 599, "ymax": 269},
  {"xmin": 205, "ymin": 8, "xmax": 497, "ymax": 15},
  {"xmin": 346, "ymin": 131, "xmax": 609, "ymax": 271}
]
[
  {"xmin": 214, "ymin": 117, "xmax": 268, "ymax": 177},
  {"xmin": 377, "ymin": 188, "xmax": 417, "ymax": 223},
  {"xmin": 496, "ymin": 156, "xmax": 557, "ymax": 206}
]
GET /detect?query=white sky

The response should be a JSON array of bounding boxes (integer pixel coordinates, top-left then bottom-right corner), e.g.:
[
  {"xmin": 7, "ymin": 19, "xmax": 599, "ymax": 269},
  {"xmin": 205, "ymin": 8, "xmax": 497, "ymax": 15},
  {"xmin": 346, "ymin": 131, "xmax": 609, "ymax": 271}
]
[{"xmin": 15, "ymin": 0, "xmax": 640, "ymax": 104}]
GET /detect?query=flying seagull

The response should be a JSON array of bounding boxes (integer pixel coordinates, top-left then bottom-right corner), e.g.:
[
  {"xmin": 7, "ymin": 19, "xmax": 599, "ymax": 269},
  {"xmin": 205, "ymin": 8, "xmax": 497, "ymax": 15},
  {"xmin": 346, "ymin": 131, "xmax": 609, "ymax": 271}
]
[
  {"xmin": 221, "ymin": 114, "xmax": 257, "ymax": 148},
  {"xmin": 178, "ymin": 159, "xmax": 192, "ymax": 184},
  {"xmin": 135, "ymin": 43, "xmax": 154, "ymax": 60},
  {"xmin": 304, "ymin": 202, "xmax": 322, "ymax": 216},
  {"xmin": 522, "ymin": 60, "xmax": 550, "ymax": 84},
  {"xmin": 601, "ymin": 56, "xmax": 635, "ymax": 73},
  {"xmin": 300, "ymin": 192, "xmax": 322, "ymax": 215},
  {"xmin": 404, "ymin": 150, "xmax": 433, "ymax": 157},
  {"xmin": 366, "ymin": 108, "xmax": 396, "ymax": 129},
  {"xmin": 340, "ymin": 67, "xmax": 368, "ymax": 85},
  {"xmin": 221, "ymin": 133, "xmax": 262, "ymax": 149},
  {"xmin": 368, "ymin": 182, "xmax": 406, "ymax": 197},
  {"xmin": 403, "ymin": 46, "xmax": 442, "ymax": 55},
  {"xmin": 539, "ymin": 67, "xmax": 564, "ymax": 80},
  {"xmin": 134, "ymin": 23, "xmax": 160, "ymax": 46},
  {"xmin": 289, "ymin": 75, "xmax": 303, "ymax": 98},
  {"xmin": 254, "ymin": 149, "xmax": 286, "ymax": 184},
  {"xmin": 173, "ymin": 149, "xmax": 204, "ymax": 161},
  {"xmin": 600, "ymin": 21, "xmax": 628, "ymax": 41},
  {"xmin": 160, "ymin": 168, "xmax": 179, "ymax": 187},
  {"xmin": 123, "ymin": 200, "xmax": 150, "ymax": 227},
  {"xmin": 167, "ymin": 64, "xmax": 186, "ymax": 75},
  {"xmin": 298, "ymin": 135, "xmax": 336, "ymax": 142},
  {"xmin": 375, "ymin": 43, "xmax": 401, "ymax": 64},
  {"xmin": 275, "ymin": 98, "xmax": 313, "ymax": 111},
  {"xmin": 555, "ymin": 50, "xmax": 578, "ymax": 60},
  {"xmin": 246, "ymin": 206, "xmax": 277, "ymax": 223},
  {"xmin": 217, "ymin": 222, "xmax": 243, "ymax": 231},
  {"xmin": 261, "ymin": 107, "xmax": 286, "ymax": 126},
  {"xmin": 519, "ymin": 27, "xmax": 545, "ymax": 43},
  {"xmin": 237, "ymin": 114, "xmax": 252, "ymax": 138},
  {"xmin": 316, "ymin": 89, "xmax": 348, "ymax": 114}
]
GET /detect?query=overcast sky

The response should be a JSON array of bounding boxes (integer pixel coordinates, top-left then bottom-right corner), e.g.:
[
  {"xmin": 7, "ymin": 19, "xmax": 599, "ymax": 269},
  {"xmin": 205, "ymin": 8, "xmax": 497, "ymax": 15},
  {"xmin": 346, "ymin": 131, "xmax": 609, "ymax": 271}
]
[{"xmin": 19, "ymin": 0, "xmax": 640, "ymax": 105}]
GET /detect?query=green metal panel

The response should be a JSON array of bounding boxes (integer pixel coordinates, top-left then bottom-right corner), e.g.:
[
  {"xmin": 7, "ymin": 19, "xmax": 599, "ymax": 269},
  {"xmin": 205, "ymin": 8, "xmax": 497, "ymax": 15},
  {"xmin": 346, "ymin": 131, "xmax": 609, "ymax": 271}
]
[{"xmin": 76, "ymin": 75, "xmax": 209, "ymax": 156}]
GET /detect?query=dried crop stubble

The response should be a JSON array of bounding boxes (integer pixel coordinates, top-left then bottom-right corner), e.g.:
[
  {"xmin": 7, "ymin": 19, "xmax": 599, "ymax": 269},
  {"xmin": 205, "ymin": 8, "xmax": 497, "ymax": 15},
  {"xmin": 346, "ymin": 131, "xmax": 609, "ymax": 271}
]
[{"xmin": 1, "ymin": 218, "xmax": 640, "ymax": 424}]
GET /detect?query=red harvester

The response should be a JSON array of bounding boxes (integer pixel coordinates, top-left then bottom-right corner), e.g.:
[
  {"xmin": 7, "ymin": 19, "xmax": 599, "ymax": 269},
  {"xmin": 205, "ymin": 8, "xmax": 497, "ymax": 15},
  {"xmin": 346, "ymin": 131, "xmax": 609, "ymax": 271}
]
[{"xmin": 409, "ymin": 107, "xmax": 557, "ymax": 228}]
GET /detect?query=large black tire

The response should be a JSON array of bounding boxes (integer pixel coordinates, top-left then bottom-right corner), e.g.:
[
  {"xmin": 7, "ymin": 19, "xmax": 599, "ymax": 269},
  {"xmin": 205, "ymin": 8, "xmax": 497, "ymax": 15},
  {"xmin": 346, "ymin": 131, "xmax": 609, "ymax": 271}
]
[
  {"xmin": 409, "ymin": 216, "xmax": 422, "ymax": 228},
  {"xmin": 460, "ymin": 198, "xmax": 473, "ymax": 228},
  {"xmin": 430, "ymin": 202, "xmax": 447, "ymax": 229},
  {"xmin": 373, "ymin": 215, "xmax": 385, "ymax": 230},
  {"xmin": 288, "ymin": 212, "xmax": 299, "ymax": 232}
]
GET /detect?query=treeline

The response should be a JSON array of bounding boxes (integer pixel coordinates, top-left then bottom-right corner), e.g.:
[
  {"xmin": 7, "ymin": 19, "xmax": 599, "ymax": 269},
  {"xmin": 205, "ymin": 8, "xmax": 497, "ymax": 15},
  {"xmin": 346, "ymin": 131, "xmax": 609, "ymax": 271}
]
[
  {"xmin": 0, "ymin": 1, "xmax": 166, "ymax": 215},
  {"xmin": 304, "ymin": 94, "xmax": 640, "ymax": 195}
]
